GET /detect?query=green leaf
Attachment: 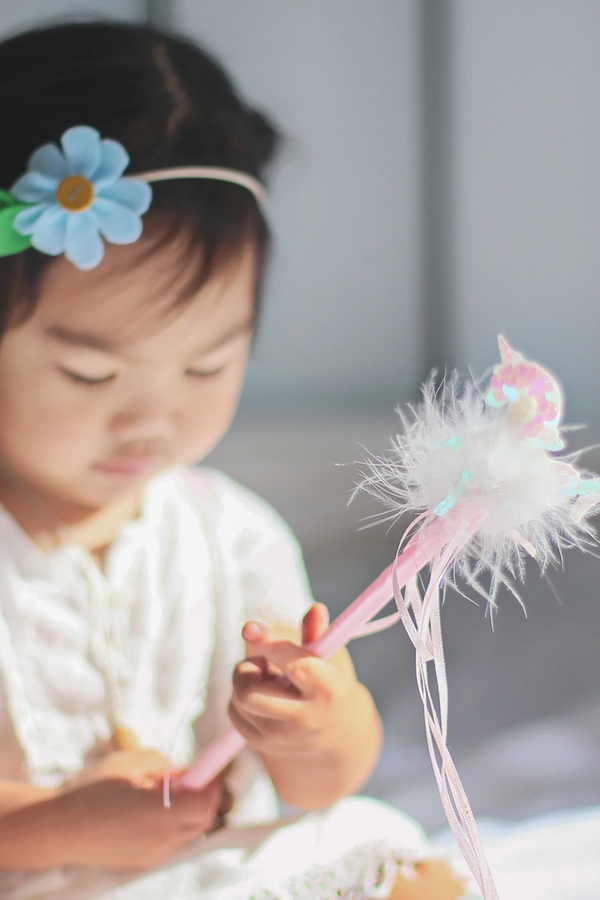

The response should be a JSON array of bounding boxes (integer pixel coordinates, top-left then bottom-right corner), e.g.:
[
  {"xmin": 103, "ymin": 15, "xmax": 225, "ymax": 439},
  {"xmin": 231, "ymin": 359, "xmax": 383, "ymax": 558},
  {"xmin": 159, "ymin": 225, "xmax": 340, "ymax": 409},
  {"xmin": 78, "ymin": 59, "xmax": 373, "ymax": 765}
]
[
  {"xmin": 0, "ymin": 190, "xmax": 22, "ymax": 211},
  {"xmin": 0, "ymin": 205, "xmax": 32, "ymax": 256}
]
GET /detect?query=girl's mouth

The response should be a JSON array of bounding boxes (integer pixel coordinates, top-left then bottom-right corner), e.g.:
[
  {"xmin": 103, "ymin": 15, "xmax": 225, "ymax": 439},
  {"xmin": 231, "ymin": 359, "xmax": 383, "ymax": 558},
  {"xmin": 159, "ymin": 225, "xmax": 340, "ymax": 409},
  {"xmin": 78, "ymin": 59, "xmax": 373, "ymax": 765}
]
[{"xmin": 95, "ymin": 457, "xmax": 160, "ymax": 478}]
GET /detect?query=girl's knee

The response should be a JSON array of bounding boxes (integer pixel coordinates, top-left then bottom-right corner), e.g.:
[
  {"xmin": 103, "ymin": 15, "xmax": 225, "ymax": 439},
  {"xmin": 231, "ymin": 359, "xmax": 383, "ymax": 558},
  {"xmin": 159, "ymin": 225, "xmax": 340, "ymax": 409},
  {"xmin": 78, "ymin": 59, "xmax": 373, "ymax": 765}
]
[{"xmin": 378, "ymin": 858, "xmax": 466, "ymax": 900}]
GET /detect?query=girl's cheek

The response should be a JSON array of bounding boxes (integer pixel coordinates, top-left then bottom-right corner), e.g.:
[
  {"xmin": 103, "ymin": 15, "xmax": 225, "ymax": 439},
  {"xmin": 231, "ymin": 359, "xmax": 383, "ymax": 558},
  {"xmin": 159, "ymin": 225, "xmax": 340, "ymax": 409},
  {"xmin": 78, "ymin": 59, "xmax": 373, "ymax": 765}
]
[{"xmin": 182, "ymin": 383, "xmax": 242, "ymax": 462}]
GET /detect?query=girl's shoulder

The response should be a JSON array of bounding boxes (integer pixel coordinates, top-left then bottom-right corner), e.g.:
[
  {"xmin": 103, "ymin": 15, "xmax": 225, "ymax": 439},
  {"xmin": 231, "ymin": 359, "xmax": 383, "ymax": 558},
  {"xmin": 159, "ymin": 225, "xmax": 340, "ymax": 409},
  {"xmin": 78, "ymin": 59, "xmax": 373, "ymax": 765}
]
[
  {"xmin": 165, "ymin": 465, "xmax": 301, "ymax": 553},
  {"xmin": 164, "ymin": 466, "xmax": 313, "ymax": 628}
]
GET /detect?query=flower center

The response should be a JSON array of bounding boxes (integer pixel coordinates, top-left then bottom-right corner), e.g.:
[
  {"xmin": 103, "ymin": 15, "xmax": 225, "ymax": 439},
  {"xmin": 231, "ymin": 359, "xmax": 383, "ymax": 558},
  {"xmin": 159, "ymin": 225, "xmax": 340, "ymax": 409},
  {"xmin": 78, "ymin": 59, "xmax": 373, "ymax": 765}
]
[{"xmin": 56, "ymin": 175, "xmax": 95, "ymax": 212}]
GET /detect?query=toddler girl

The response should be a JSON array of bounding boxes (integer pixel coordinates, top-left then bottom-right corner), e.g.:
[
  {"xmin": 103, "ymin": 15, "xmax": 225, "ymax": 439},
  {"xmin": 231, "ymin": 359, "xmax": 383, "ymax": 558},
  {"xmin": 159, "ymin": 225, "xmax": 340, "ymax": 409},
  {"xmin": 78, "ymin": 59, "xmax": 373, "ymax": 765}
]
[{"xmin": 0, "ymin": 20, "xmax": 469, "ymax": 900}]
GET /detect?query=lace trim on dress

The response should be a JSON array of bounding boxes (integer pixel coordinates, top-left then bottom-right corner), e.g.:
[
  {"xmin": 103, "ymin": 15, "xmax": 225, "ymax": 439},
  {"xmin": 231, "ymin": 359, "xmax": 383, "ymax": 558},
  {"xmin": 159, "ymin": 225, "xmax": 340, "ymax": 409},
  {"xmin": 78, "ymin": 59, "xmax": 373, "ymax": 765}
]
[{"xmin": 241, "ymin": 841, "xmax": 463, "ymax": 900}]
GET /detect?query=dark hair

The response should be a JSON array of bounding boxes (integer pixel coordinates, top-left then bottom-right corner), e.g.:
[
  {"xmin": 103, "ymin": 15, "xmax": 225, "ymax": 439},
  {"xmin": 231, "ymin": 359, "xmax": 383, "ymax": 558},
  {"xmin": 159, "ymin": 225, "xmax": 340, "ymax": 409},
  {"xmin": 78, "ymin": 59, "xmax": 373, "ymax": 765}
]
[{"xmin": 0, "ymin": 20, "xmax": 280, "ymax": 335}]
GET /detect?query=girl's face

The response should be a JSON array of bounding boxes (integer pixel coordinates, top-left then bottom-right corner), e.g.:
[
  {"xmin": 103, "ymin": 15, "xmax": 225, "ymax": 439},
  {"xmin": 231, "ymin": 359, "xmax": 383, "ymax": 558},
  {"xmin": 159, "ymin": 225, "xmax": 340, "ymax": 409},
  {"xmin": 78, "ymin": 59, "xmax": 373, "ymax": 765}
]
[{"xmin": 0, "ymin": 241, "xmax": 256, "ymax": 516}]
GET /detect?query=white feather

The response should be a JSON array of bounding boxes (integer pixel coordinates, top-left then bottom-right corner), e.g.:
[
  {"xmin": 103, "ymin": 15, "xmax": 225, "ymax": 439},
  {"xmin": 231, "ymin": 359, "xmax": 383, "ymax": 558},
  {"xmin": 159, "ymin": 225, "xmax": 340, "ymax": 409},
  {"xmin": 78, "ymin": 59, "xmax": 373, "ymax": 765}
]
[{"xmin": 358, "ymin": 374, "xmax": 600, "ymax": 605}]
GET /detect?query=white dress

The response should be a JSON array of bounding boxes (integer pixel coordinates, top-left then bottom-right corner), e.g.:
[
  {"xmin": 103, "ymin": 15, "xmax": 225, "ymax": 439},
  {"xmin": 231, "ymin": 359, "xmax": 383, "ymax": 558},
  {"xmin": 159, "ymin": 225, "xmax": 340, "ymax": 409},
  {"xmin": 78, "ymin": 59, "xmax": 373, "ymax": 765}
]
[{"xmin": 0, "ymin": 467, "xmax": 459, "ymax": 900}]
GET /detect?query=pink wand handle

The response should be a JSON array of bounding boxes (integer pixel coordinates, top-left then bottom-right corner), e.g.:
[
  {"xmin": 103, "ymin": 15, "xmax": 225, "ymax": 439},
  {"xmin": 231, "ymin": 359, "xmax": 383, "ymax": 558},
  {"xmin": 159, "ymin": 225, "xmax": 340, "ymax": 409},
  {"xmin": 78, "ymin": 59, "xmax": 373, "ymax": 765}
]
[
  {"xmin": 179, "ymin": 521, "xmax": 445, "ymax": 790},
  {"xmin": 305, "ymin": 525, "xmax": 441, "ymax": 657},
  {"xmin": 178, "ymin": 728, "xmax": 246, "ymax": 790}
]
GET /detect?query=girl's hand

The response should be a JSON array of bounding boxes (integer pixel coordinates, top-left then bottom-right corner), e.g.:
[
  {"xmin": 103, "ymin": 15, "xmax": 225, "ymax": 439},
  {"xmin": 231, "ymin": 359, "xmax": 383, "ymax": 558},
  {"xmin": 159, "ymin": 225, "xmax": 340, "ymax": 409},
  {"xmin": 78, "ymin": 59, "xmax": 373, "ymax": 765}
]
[
  {"xmin": 55, "ymin": 749, "xmax": 223, "ymax": 869},
  {"xmin": 230, "ymin": 603, "xmax": 358, "ymax": 758},
  {"xmin": 62, "ymin": 747, "xmax": 174, "ymax": 790},
  {"xmin": 230, "ymin": 602, "xmax": 382, "ymax": 809}
]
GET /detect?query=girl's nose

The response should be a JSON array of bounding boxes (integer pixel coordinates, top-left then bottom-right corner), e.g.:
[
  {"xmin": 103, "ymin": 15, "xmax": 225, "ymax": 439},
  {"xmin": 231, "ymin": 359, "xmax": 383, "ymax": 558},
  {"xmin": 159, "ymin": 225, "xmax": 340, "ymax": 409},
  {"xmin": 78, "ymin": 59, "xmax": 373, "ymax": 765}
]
[{"xmin": 110, "ymin": 395, "xmax": 176, "ymax": 445}]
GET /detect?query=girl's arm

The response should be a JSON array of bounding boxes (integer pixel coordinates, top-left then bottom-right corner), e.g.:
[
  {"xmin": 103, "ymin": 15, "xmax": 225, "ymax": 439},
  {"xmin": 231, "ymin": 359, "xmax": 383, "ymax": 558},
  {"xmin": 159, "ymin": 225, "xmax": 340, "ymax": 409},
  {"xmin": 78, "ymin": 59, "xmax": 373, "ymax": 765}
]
[
  {"xmin": 0, "ymin": 786, "xmax": 74, "ymax": 869},
  {"xmin": 0, "ymin": 780, "xmax": 53, "ymax": 816},
  {"xmin": 230, "ymin": 604, "xmax": 383, "ymax": 810},
  {"xmin": 0, "ymin": 750, "xmax": 223, "ymax": 870}
]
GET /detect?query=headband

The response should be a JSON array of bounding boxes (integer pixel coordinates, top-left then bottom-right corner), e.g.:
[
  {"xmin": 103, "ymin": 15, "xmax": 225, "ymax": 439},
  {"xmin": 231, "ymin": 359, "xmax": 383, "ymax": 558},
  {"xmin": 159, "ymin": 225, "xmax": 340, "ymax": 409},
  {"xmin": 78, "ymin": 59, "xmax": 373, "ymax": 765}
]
[{"xmin": 0, "ymin": 125, "xmax": 266, "ymax": 271}]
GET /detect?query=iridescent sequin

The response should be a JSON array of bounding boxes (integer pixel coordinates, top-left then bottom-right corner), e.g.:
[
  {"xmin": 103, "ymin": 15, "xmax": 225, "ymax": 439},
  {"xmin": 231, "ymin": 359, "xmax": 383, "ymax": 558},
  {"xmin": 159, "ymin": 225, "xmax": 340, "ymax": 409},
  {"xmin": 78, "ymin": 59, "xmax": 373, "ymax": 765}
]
[{"xmin": 485, "ymin": 335, "xmax": 563, "ymax": 451}]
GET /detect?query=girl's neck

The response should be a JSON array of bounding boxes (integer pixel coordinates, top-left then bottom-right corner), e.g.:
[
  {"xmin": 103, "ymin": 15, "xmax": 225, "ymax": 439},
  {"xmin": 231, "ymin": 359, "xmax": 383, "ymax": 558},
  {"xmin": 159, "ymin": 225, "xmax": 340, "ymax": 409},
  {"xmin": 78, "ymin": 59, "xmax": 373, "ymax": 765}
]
[{"xmin": 0, "ymin": 472, "xmax": 141, "ymax": 559}]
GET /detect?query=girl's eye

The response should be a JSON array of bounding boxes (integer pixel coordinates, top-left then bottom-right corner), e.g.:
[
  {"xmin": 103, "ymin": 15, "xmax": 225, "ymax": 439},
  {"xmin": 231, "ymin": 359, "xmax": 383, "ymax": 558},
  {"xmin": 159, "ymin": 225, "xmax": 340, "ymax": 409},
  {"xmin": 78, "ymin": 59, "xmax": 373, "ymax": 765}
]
[
  {"xmin": 61, "ymin": 368, "xmax": 116, "ymax": 387},
  {"xmin": 185, "ymin": 365, "xmax": 226, "ymax": 379}
]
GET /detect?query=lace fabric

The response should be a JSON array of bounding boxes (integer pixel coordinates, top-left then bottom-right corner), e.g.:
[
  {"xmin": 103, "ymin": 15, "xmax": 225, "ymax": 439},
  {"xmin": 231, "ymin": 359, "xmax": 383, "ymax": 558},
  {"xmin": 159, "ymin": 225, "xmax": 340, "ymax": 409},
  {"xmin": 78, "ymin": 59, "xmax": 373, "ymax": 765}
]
[{"xmin": 245, "ymin": 840, "xmax": 439, "ymax": 900}]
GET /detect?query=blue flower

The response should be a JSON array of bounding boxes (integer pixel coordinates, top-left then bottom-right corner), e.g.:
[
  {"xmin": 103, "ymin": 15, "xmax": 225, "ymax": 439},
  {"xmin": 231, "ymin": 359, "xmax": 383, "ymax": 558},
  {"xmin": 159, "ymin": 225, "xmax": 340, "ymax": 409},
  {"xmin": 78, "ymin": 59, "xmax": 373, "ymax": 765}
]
[{"xmin": 11, "ymin": 126, "xmax": 152, "ymax": 270}]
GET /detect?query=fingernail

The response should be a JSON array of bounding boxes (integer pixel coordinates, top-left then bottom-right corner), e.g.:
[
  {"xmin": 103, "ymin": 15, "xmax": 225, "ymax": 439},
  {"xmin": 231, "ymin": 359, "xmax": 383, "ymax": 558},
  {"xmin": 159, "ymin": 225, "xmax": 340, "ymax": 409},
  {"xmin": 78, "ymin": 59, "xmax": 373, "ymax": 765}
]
[
  {"xmin": 132, "ymin": 775, "xmax": 156, "ymax": 789},
  {"xmin": 243, "ymin": 621, "xmax": 265, "ymax": 642}
]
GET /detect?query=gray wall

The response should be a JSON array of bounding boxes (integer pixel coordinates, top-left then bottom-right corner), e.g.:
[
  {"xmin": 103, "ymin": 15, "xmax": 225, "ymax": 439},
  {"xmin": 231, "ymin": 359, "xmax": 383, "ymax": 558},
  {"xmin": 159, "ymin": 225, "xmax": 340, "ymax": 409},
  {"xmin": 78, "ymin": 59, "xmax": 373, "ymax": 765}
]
[
  {"xmin": 175, "ymin": 0, "xmax": 422, "ymax": 411},
  {"xmin": 177, "ymin": 0, "xmax": 600, "ymax": 430},
  {"xmin": 452, "ymin": 0, "xmax": 600, "ymax": 427}
]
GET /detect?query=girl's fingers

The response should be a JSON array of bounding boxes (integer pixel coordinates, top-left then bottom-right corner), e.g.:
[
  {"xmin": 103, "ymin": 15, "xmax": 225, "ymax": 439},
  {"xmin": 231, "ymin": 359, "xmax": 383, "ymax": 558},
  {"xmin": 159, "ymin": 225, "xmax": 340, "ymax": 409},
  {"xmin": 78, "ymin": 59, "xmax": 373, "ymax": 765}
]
[
  {"xmin": 227, "ymin": 700, "xmax": 265, "ymax": 742},
  {"xmin": 301, "ymin": 602, "xmax": 330, "ymax": 645},
  {"xmin": 232, "ymin": 657, "xmax": 302, "ymax": 708},
  {"xmin": 236, "ymin": 607, "xmax": 341, "ymax": 724},
  {"xmin": 232, "ymin": 683, "xmax": 303, "ymax": 723},
  {"xmin": 243, "ymin": 605, "xmax": 331, "ymax": 650},
  {"xmin": 241, "ymin": 640, "xmax": 325, "ymax": 695},
  {"xmin": 242, "ymin": 620, "xmax": 269, "ymax": 643},
  {"xmin": 228, "ymin": 694, "xmax": 311, "ymax": 746},
  {"xmin": 233, "ymin": 652, "xmax": 341, "ymax": 714},
  {"xmin": 167, "ymin": 779, "xmax": 223, "ymax": 825}
]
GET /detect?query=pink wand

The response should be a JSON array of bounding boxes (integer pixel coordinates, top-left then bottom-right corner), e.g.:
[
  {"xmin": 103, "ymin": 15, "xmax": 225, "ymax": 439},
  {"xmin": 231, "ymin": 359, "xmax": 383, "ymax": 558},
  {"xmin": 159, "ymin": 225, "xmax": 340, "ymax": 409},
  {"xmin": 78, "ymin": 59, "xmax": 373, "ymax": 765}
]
[{"xmin": 179, "ymin": 337, "xmax": 600, "ymax": 900}]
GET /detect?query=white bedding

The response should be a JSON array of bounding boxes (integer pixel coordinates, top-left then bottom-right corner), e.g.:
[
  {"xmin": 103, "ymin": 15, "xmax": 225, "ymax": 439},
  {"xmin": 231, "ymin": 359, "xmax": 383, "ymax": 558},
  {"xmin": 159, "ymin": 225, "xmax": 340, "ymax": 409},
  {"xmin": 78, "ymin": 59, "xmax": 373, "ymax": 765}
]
[{"xmin": 435, "ymin": 805, "xmax": 600, "ymax": 899}]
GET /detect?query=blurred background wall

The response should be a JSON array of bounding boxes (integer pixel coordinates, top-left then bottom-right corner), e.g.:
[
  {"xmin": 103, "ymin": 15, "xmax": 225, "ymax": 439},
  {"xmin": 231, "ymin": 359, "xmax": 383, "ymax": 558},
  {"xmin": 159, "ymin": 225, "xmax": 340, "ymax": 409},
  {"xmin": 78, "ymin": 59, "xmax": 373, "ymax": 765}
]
[
  {"xmin": 2, "ymin": 0, "xmax": 600, "ymax": 832},
  {"xmin": 171, "ymin": 0, "xmax": 600, "ymax": 426},
  {"xmin": 172, "ymin": 0, "xmax": 422, "ymax": 411}
]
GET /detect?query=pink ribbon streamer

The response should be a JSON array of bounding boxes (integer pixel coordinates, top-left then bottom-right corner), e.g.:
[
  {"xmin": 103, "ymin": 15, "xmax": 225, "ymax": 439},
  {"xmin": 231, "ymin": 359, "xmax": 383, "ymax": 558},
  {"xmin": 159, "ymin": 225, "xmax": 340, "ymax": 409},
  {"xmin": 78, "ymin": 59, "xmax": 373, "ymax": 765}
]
[{"xmin": 393, "ymin": 529, "xmax": 499, "ymax": 899}]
